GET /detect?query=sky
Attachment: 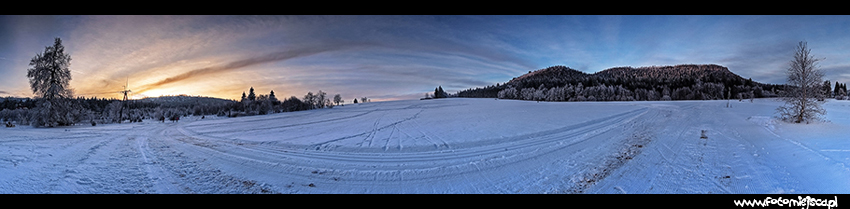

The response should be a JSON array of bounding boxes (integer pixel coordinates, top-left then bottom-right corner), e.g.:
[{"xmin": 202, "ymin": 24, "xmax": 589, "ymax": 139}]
[{"xmin": 2, "ymin": 15, "xmax": 850, "ymax": 101}]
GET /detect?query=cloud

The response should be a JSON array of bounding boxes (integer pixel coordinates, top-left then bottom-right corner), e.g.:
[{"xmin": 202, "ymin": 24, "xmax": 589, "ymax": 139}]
[
  {"xmin": 820, "ymin": 65, "xmax": 850, "ymax": 84},
  {"xmin": 132, "ymin": 44, "xmax": 359, "ymax": 94},
  {"xmin": 718, "ymin": 39, "xmax": 799, "ymax": 84}
]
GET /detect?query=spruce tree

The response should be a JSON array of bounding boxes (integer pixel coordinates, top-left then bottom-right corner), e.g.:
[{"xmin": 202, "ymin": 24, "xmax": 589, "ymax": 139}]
[
  {"xmin": 824, "ymin": 80, "xmax": 832, "ymax": 98},
  {"xmin": 248, "ymin": 87, "xmax": 256, "ymax": 101},
  {"xmin": 434, "ymin": 86, "xmax": 448, "ymax": 98}
]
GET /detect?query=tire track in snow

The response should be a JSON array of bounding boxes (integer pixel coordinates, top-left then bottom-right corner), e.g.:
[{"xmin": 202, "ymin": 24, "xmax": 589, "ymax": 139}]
[
  {"xmin": 47, "ymin": 125, "xmax": 169, "ymax": 193},
  {"xmin": 365, "ymin": 114, "xmax": 383, "ymax": 149},
  {"xmin": 176, "ymin": 107, "xmax": 647, "ymax": 164},
  {"xmin": 310, "ymin": 109, "xmax": 423, "ymax": 151},
  {"xmin": 169, "ymin": 106, "xmax": 650, "ymax": 186},
  {"xmin": 135, "ymin": 130, "xmax": 184, "ymax": 194},
  {"xmin": 410, "ymin": 117, "xmax": 450, "ymax": 149},
  {"xmin": 142, "ymin": 125, "xmax": 280, "ymax": 194},
  {"xmin": 189, "ymin": 102, "xmax": 456, "ymax": 137}
]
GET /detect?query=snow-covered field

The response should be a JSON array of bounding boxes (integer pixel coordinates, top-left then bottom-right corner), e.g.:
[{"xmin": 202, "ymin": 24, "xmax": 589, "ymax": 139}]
[{"xmin": 1, "ymin": 98, "xmax": 849, "ymax": 194}]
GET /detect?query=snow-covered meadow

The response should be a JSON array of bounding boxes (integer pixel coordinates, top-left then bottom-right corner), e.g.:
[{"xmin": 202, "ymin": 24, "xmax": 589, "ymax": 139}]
[{"xmin": 1, "ymin": 98, "xmax": 849, "ymax": 194}]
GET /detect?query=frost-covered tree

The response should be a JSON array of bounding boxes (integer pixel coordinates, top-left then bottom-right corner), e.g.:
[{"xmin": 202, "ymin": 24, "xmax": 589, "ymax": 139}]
[
  {"xmin": 247, "ymin": 87, "xmax": 256, "ymax": 101},
  {"xmin": 497, "ymin": 87, "xmax": 517, "ymax": 99},
  {"xmin": 105, "ymin": 101, "xmax": 124, "ymax": 123},
  {"xmin": 520, "ymin": 87, "xmax": 535, "ymax": 100},
  {"xmin": 777, "ymin": 41, "xmax": 826, "ymax": 123},
  {"xmin": 269, "ymin": 90, "xmax": 278, "ymax": 103},
  {"xmin": 317, "ymin": 90, "xmax": 328, "ymax": 108},
  {"xmin": 433, "ymin": 86, "xmax": 449, "ymax": 99},
  {"xmin": 256, "ymin": 99, "xmax": 272, "ymax": 115},
  {"xmin": 835, "ymin": 82, "xmax": 847, "ymax": 99},
  {"xmin": 282, "ymin": 96, "xmax": 307, "ymax": 112},
  {"xmin": 27, "ymin": 37, "xmax": 74, "ymax": 127},
  {"xmin": 333, "ymin": 94, "xmax": 343, "ymax": 106},
  {"xmin": 304, "ymin": 92, "xmax": 316, "ymax": 109},
  {"xmin": 823, "ymin": 80, "xmax": 832, "ymax": 98}
]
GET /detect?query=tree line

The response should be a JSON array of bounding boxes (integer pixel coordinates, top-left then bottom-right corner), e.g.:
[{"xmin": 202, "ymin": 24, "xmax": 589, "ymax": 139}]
[
  {"xmin": 6, "ymin": 37, "xmax": 370, "ymax": 127},
  {"xmin": 820, "ymin": 80, "xmax": 849, "ymax": 100},
  {"xmin": 232, "ymin": 87, "xmax": 357, "ymax": 117}
]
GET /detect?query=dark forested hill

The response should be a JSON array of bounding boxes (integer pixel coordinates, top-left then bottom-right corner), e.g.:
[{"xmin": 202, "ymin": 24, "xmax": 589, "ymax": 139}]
[{"xmin": 457, "ymin": 64, "xmax": 786, "ymax": 101}]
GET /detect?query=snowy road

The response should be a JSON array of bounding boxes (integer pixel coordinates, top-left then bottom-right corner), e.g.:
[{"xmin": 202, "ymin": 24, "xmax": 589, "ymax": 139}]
[{"xmin": 1, "ymin": 98, "xmax": 849, "ymax": 193}]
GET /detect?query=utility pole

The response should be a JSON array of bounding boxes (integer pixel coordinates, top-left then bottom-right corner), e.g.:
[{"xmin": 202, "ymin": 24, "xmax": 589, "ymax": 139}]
[{"xmin": 119, "ymin": 78, "xmax": 132, "ymax": 123}]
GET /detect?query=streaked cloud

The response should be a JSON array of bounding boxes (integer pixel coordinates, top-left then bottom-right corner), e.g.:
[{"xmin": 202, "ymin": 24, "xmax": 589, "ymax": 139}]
[{"xmin": 2, "ymin": 15, "xmax": 850, "ymax": 101}]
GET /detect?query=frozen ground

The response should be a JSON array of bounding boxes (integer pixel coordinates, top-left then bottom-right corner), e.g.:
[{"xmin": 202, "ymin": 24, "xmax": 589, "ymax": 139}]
[{"xmin": 1, "ymin": 98, "xmax": 848, "ymax": 194}]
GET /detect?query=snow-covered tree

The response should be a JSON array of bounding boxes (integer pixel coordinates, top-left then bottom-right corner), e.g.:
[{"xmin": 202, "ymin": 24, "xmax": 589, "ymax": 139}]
[
  {"xmin": 333, "ymin": 94, "xmax": 343, "ymax": 106},
  {"xmin": 105, "ymin": 101, "xmax": 123, "ymax": 123},
  {"xmin": 269, "ymin": 90, "xmax": 278, "ymax": 103},
  {"xmin": 27, "ymin": 37, "xmax": 74, "ymax": 127},
  {"xmin": 823, "ymin": 80, "xmax": 832, "ymax": 98},
  {"xmin": 257, "ymin": 99, "xmax": 272, "ymax": 115},
  {"xmin": 316, "ymin": 90, "xmax": 328, "ymax": 108},
  {"xmin": 835, "ymin": 83, "xmax": 847, "ymax": 99},
  {"xmin": 497, "ymin": 87, "xmax": 517, "ymax": 99},
  {"xmin": 248, "ymin": 87, "xmax": 256, "ymax": 101},
  {"xmin": 520, "ymin": 87, "xmax": 535, "ymax": 100},
  {"xmin": 777, "ymin": 41, "xmax": 826, "ymax": 123},
  {"xmin": 434, "ymin": 86, "xmax": 448, "ymax": 99},
  {"xmin": 304, "ymin": 92, "xmax": 316, "ymax": 109}
]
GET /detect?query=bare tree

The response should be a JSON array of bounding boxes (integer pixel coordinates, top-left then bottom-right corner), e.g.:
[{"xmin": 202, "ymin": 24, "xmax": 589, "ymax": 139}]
[{"xmin": 777, "ymin": 41, "xmax": 826, "ymax": 123}]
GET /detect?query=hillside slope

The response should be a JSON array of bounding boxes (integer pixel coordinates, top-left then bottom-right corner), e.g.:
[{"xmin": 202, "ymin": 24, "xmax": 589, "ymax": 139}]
[{"xmin": 457, "ymin": 64, "xmax": 784, "ymax": 101}]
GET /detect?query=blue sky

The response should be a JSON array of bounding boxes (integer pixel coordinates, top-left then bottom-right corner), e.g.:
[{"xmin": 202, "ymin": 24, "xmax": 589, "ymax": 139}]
[{"xmin": 2, "ymin": 15, "xmax": 850, "ymax": 101}]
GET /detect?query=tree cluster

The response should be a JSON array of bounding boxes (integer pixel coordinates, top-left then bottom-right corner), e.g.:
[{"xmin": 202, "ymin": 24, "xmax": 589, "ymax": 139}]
[
  {"xmin": 826, "ymin": 81, "xmax": 849, "ymax": 100},
  {"xmin": 230, "ymin": 87, "xmax": 345, "ymax": 117},
  {"xmin": 434, "ymin": 86, "xmax": 449, "ymax": 98}
]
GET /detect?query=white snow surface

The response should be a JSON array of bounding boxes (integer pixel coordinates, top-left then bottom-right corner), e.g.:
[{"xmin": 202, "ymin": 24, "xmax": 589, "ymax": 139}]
[{"xmin": 1, "ymin": 98, "xmax": 849, "ymax": 194}]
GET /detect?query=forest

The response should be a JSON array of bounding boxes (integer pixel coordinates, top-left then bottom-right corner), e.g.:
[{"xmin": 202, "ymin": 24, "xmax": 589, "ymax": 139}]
[
  {"xmin": 456, "ymin": 64, "xmax": 802, "ymax": 102},
  {"xmin": 0, "ymin": 87, "xmax": 355, "ymax": 127}
]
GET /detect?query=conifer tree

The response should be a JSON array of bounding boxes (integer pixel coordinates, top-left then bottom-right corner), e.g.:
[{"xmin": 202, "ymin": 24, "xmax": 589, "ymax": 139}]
[
  {"xmin": 248, "ymin": 87, "xmax": 256, "ymax": 101},
  {"xmin": 824, "ymin": 80, "xmax": 832, "ymax": 98}
]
